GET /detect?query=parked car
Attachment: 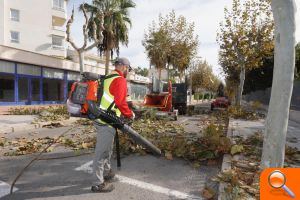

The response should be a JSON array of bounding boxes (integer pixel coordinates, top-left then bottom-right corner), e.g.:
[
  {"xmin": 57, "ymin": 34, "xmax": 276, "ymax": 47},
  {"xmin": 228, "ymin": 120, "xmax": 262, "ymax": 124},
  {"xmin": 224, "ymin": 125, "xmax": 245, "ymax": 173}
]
[{"xmin": 211, "ymin": 96, "xmax": 231, "ymax": 110}]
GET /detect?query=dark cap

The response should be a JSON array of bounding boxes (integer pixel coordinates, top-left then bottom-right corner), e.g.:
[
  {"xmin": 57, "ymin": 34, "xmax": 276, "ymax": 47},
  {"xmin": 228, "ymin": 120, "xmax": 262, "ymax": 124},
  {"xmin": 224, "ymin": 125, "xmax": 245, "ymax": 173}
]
[{"xmin": 114, "ymin": 57, "xmax": 131, "ymax": 70}]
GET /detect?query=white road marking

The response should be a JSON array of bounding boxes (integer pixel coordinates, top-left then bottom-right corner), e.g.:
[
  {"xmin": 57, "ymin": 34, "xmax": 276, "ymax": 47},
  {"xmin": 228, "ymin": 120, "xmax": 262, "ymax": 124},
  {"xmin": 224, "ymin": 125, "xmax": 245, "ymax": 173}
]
[
  {"xmin": 75, "ymin": 160, "xmax": 93, "ymax": 174},
  {"xmin": 0, "ymin": 181, "xmax": 18, "ymax": 198},
  {"xmin": 116, "ymin": 174, "xmax": 202, "ymax": 200},
  {"xmin": 179, "ymin": 118, "xmax": 189, "ymax": 124},
  {"xmin": 75, "ymin": 161, "xmax": 202, "ymax": 200}
]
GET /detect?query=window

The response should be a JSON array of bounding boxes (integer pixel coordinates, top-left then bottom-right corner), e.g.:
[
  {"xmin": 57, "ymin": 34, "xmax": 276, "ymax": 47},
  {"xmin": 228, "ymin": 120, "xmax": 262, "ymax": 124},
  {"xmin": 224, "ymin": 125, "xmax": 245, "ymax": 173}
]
[
  {"xmin": 67, "ymin": 72, "xmax": 80, "ymax": 81},
  {"xmin": 31, "ymin": 78, "xmax": 40, "ymax": 101},
  {"xmin": 18, "ymin": 64, "xmax": 41, "ymax": 76},
  {"xmin": 0, "ymin": 61, "xmax": 15, "ymax": 73},
  {"xmin": 43, "ymin": 79, "xmax": 64, "ymax": 102},
  {"xmin": 10, "ymin": 31, "xmax": 19, "ymax": 43},
  {"xmin": 43, "ymin": 68, "xmax": 64, "ymax": 79},
  {"xmin": 18, "ymin": 77, "xmax": 29, "ymax": 102},
  {"xmin": 10, "ymin": 9, "xmax": 20, "ymax": 21},
  {"xmin": 0, "ymin": 74, "xmax": 15, "ymax": 102},
  {"xmin": 53, "ymin": 0, "xmax": 64, "ymax": 11},
  {"xmin": 52, "ymin": 35, "xmax": 64, "ymax": 49}
]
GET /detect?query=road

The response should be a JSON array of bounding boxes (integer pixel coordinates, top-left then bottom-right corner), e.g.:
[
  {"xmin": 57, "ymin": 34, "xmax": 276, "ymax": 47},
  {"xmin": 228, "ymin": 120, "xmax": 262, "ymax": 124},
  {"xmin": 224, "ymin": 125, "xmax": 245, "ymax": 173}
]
[
  {"xmin": 287, "ymin": 118, "xmax": 300, "ymax": 149},
  {"xmin": 0, "ymin": 116, "xmax": 219, "ymax": 200},
  {"xmin": 2, "ymin": 104, "xmax": 298, "ymax": 200}
]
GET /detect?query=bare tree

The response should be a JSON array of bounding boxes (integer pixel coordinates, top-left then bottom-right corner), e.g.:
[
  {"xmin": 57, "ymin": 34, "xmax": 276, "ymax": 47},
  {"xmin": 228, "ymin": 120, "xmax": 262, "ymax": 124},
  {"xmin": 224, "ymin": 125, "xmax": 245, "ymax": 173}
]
[
  {"xmin": 261, "ymin": 0, "xmax": 296, "ymax": 168},
  {"xmin": 66, "ymin": 6, "xmax": 104, "ymax": 76}
]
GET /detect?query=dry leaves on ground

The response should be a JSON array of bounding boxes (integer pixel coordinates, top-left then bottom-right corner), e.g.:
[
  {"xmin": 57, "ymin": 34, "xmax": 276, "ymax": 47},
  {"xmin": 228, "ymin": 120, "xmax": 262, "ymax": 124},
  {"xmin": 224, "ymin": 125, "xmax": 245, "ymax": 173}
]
[
  {"xmin": 2, "ymin": 122, "xmax": 96, "ymax": 156},
  {"xmin": 228, "ymin": 106, "xmax": 264, "ymax": 120},
  {"xmin": 2, "ymin": 111, "xmax": 231, "ymax": 166},
  {"xmin": 214, "ymin": 131, "xmax": 300, "ymax": 200},
  {"xmin": 118, "ymin": 118, "xmax": 231, "ymax": 165},
  {"xmin": 201, "ymin": 187, "xmax": 216, "ymax": 199}
]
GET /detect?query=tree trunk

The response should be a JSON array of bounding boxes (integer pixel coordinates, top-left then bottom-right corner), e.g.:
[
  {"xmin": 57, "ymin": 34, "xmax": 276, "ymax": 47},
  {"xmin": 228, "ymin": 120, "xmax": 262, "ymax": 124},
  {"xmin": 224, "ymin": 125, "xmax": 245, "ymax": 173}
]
[
  {"xmin": 158, "ymin": 68, "xmax": 162, "ymax": 81},
  {"xmin": 105, "ymin": 50, "xmax": 110, "ymax": 75},
  {"xmin": 167, "ymin": 63, "xmax": 170, "ymax": 81},
  {"xmin": 234, "ymin": 84, "xmax": 239, "ymax": 105},
  {"xmin": 236, "ymin": 65, "xmax": 245, "ymax": 106},
  {"xmin": 78, "ymin": 51, "xmax": 85, "ymax": 76},
  {"xmin": 261, "ymin": 0, "xmax": 296, "ymax": 169},
  {"xmin": 179, "ymin": 72, "xmax": 184, "ymax": 83},
  {"xmin": 189, "ymin": 73, "xmax": 192, "ymax": 105}
]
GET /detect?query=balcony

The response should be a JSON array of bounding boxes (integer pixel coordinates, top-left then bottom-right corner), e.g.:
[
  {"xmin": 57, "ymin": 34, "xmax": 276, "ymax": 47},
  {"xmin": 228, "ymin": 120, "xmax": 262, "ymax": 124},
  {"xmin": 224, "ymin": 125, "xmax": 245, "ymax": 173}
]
[
  {"xmin": 52, "ymin": 15, "xmax": 66, "ymax": 27},
  {"xmin": 52, "ymin": 26, "xmax": 65, "ymax": 37},
  {"xmin": 51, "ymin": 44, "xmax": 65, "ymax": 51},
  {"xmin": 52, "ymin": 5, "xmax": 65, "ymax": 12},
  {"xmin": 52, "ymin": 0, "xmax": 67, "ymax": 23}
]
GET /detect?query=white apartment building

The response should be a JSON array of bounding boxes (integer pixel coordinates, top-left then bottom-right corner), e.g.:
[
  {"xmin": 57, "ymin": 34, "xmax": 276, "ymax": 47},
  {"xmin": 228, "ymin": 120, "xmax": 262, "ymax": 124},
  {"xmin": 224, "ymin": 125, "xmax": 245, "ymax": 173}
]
[
  {"xmin": 0, "ymin": 0, "xmax": 112, "ymax": 106},
  {"xmin": 0, "ymin": 0, "xmax": 67, "ymax": 58},
  {"xmin": 0, "ymin": 0, "xmax": 148, "ymax": 107}
]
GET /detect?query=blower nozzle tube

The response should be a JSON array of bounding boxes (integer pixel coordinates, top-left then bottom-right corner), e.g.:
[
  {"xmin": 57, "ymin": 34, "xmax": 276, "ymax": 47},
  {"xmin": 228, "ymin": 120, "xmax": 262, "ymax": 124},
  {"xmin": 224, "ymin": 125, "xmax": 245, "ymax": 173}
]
[{"xmin": 87, "ymin": 101, "xmax": 161, "ymax": 156}]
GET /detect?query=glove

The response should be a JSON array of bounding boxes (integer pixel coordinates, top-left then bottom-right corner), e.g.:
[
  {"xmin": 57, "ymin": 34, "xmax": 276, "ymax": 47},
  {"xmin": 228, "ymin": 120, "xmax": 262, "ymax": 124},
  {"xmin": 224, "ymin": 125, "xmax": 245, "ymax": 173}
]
[
  {"xmin": 131, "ymin": 111, "xmax": 136, "ymax": 120},
  {"xmin": 123, "ymin": 117, "xmax": 133, "ymax": 125}
]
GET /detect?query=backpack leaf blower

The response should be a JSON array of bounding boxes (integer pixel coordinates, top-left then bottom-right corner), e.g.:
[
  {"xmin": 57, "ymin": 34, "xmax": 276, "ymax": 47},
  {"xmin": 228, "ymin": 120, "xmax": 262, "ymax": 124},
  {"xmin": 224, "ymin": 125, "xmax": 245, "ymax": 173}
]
[{"xmin": 67, "ymin": 72, "xmax": 161, "ymax": 156}]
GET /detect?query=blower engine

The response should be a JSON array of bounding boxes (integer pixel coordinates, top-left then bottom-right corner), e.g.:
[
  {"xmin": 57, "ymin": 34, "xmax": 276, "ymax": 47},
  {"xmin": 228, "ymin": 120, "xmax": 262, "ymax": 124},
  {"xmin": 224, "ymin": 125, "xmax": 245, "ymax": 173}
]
[{"xmin": 67, "ymin": 72, "xmax": 100, "ymax": 118}]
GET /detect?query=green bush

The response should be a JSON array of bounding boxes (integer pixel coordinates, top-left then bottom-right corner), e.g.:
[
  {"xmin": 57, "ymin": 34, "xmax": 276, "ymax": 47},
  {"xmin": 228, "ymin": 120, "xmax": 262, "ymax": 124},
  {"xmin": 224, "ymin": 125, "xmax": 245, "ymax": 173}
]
[
  {"xmin": 194, "ymin": 93, "xmax": 199, "ymax": 100},
  {"xmin": 204, "ymin": 93, "xmax": 210, "ymax": 99}
]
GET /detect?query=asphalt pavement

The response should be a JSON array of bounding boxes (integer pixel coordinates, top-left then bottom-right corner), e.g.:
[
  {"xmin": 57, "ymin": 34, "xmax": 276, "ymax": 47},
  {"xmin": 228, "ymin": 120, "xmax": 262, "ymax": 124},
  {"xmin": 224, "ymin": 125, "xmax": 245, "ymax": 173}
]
[{"xmin": 0, "ymin": 117, "xmax": 219, "ymax": 200}]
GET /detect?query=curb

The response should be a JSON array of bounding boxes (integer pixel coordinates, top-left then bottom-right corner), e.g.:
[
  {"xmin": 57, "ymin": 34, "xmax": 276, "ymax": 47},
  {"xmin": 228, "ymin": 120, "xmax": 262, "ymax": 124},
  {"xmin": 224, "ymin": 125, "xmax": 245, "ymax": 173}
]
[
  {"xmin": 218, "ymin": 119, "xmax": 236, "ymax": 200},
  {"xmin": 0, "ymin": 117, "xmax": 78, "ymax": 134}
]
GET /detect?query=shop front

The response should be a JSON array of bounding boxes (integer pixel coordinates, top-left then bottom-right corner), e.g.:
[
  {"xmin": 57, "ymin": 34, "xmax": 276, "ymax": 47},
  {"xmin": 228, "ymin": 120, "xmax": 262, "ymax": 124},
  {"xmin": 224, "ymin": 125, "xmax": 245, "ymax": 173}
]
[{"xmin": 0, "ymin": 60, "xmax": 80, "ymax": 106}]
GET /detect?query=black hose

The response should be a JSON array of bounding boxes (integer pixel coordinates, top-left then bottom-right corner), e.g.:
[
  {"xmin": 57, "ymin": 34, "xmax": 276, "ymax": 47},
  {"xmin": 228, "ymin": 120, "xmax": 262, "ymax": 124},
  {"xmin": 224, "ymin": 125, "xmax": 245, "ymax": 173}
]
[
  {"xmin": 115, "ymin": 129, "xmax": 121, "ymax": 168},
  {"xmin": 10, "ymin": 126, "xmax": 77, "ymax": 195}
]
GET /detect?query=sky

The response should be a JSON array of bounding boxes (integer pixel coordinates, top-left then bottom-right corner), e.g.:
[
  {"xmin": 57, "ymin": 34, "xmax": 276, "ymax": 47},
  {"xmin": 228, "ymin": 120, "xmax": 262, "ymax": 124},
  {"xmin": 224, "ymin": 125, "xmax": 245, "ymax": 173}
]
[{"xmin": 67, "ymin": 0, "xmax": 300, "ymax": 80}]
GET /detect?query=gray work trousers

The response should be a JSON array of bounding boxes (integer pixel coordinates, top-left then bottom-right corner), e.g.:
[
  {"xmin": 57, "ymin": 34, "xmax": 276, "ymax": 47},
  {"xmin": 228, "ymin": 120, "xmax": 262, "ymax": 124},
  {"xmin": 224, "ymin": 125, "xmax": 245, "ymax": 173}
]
[{"xmin": 93, "ymin": 122, "xmax": 116, "ymax": 184}]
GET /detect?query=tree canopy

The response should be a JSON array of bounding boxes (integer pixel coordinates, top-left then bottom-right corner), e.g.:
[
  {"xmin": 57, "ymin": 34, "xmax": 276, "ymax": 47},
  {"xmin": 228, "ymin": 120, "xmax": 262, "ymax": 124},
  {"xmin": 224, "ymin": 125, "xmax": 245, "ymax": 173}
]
[
  {"xmin": 82, "ymin": 0, "xmax": 136, "ymax": 74},
  {"xmin": 143, "ymin": 10, "xmax": 198, "ymax": 81},
  {"xmin": 191, "ymin": 60, "xmax": 220, "ymax": 92},
  {"xmin": 217, "ymin": 0, "xmax": 274, "ymax": 105},
  {"xmin": 134, "ymin": 66, "xmax": 149, "ymax": 77}
]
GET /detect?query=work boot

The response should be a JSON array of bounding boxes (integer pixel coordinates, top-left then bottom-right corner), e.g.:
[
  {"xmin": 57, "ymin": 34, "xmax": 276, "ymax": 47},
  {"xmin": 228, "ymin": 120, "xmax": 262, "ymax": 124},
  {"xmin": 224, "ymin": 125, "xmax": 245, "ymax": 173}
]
[
  {"xmin": 104, "ymin": 170, "xmax": 116, "ymax": 182},
  {"xmin": 91, "ymin": 182, "xmax": 114, "ymax": 193}
]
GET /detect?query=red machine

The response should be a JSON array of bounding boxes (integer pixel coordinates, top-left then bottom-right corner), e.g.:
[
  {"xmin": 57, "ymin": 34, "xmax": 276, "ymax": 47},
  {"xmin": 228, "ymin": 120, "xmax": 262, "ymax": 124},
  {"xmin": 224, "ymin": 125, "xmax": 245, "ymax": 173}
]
[{"xmin": 143, "ymin": 81, "xmax": 178, "ymax": 120}]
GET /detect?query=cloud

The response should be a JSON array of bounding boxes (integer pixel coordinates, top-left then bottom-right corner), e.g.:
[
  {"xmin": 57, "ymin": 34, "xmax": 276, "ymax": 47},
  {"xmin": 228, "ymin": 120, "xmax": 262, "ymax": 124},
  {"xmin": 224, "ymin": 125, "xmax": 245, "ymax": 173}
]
[
  {"xmin": 119, "ymin": 0, "xmax": 232, "ymax": 78},
  {"xmin": 68, "ymin": 0, "xmax": 300, "ymax": 79}
]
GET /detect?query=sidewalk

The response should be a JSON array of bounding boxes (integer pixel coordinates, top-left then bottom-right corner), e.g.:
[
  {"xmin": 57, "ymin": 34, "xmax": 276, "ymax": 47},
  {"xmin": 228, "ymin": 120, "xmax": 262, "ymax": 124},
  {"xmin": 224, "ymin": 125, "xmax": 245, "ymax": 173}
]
[
  {"xmin": 218, "ymin": 118, "xmax": 300, "ymax": 199},
  {"xmin": 254, "ymin": 102, "xmax": 300, "ymax": 124},
  {"xmin": 0, "ymin": 115, "xmax": 78, "ymax": 134}
]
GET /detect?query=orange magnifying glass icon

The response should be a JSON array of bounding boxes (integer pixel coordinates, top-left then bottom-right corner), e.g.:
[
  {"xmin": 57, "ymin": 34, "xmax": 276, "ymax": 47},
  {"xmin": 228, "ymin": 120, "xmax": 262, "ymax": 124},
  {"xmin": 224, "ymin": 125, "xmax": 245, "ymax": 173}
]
[{"xmin": 268, "ymin": 170, "xmax": 296, "ymax": 198}]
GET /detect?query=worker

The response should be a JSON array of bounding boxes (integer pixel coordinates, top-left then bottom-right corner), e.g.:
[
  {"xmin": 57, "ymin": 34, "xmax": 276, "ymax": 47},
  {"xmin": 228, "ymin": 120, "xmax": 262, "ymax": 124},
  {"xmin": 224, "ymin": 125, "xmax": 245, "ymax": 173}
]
[{"xmin": 91, "ymin": 57, "xmax": 135, "ymax": 193}]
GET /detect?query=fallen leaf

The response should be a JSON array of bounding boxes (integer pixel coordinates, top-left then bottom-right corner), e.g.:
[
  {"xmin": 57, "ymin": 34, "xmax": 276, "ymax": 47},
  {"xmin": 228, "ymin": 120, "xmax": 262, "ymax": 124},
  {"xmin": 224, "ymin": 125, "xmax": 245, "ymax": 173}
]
[
  {"xmin": 207, "ymin": 159, "xmax": 217, "ymax": 166},
  {"xmin": 193, "ymin": 162, "xmax": 201, "ymax": 168},
  {"xmin": 201, "ymin": 187, "xmax": 215, "ymax": 199},
  {"xmin": 165, "ymin": 151, "xmax": 173, "ymax": 160},
  {"xmin": 231, "ymin": 145, "xmax": 244, "ymax": 155}
]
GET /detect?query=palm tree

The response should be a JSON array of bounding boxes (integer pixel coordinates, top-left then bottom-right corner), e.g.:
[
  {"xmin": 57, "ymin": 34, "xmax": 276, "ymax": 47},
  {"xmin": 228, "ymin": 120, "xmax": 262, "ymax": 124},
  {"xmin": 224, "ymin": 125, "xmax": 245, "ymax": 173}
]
[{"xmin": 82, "ymin": 0, "xmax": 136, "ymax": 75}]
